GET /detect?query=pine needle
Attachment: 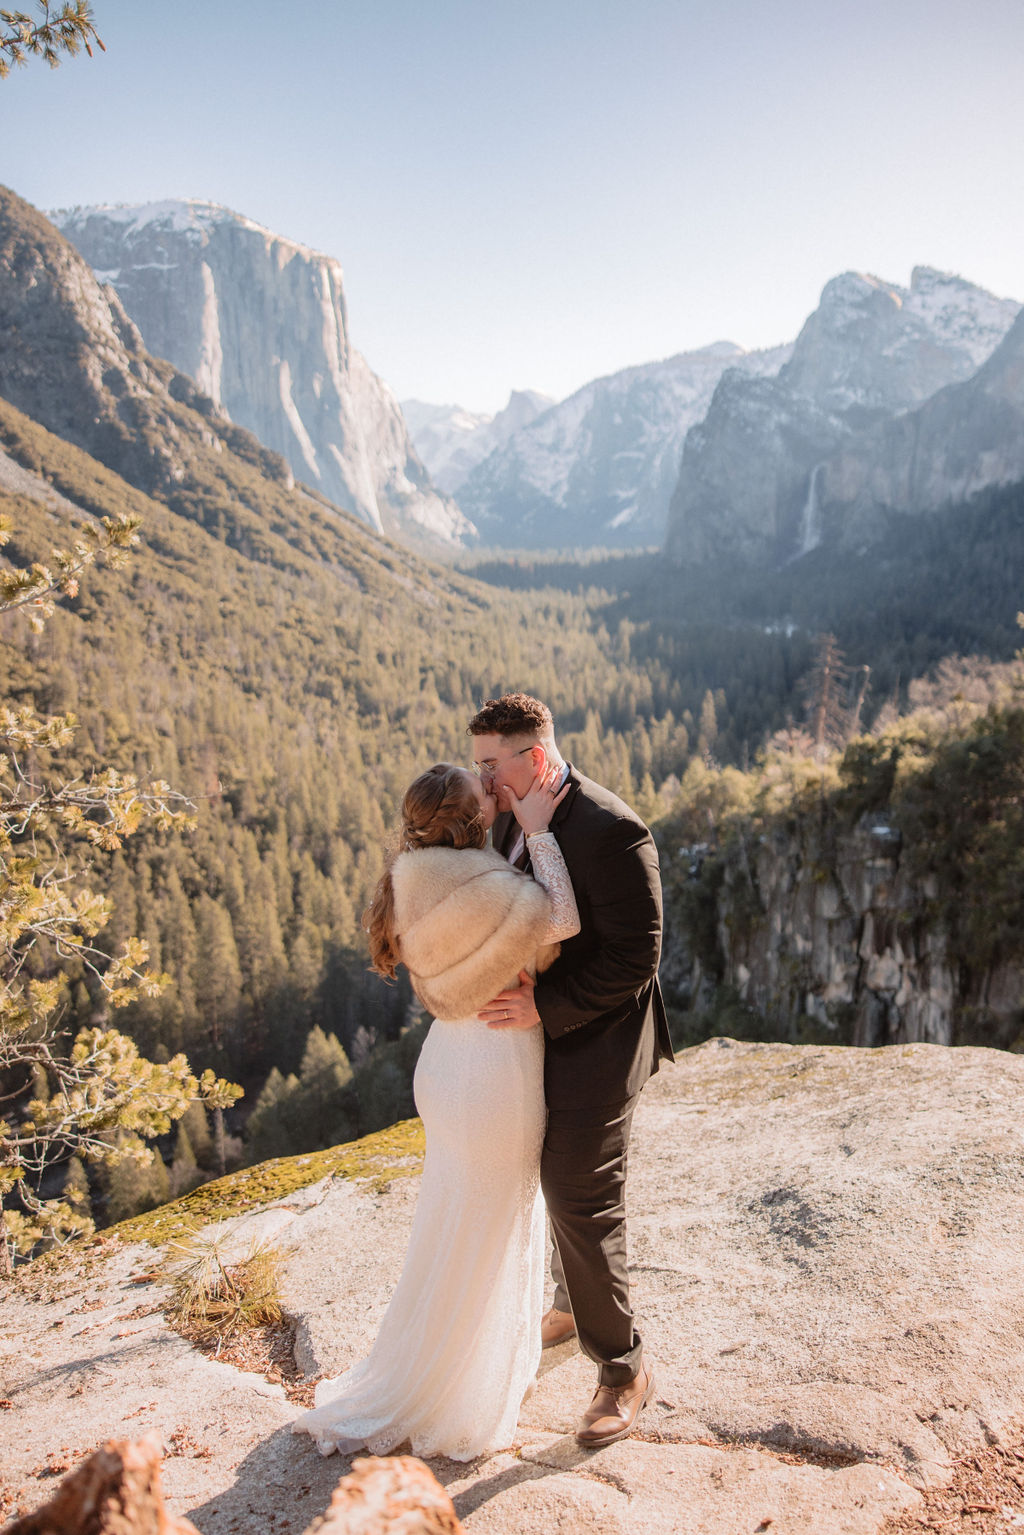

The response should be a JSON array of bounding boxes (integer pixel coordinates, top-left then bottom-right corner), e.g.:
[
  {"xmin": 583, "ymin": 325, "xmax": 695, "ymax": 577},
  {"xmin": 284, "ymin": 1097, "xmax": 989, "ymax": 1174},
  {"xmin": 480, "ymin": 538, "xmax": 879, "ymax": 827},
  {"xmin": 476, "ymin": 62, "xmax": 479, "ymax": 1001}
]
[{"xmin": 162, "ymin": 1231, "xmax": 287, "ymax": 1340}]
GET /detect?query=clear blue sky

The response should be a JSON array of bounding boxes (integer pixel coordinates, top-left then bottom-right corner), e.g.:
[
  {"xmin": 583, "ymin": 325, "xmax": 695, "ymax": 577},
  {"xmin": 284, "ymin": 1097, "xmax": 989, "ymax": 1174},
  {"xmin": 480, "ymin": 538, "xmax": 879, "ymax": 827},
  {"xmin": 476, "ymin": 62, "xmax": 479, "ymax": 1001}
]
[{"xmin": 3, "ymin": 0, "xmax": 1023, "ymax": 413}]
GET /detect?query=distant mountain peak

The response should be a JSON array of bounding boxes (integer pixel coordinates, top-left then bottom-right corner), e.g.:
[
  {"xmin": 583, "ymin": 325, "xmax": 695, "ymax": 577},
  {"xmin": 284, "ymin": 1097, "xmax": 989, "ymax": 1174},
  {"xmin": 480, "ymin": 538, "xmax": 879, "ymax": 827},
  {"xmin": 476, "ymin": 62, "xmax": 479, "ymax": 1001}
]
[
  {"xmin": 696, "ymin": 340, "xmax": 748, "ymax": 360},
  {"xmin": 55, "ymin": 198, "xmax": 318, "ymax": 255},
  {"xmin": 667, "ymin": 262, "xmax": 1022, "ymax": 568},
  {"xmin": 505, "ymin": 387, "xmax": 553, "ymax": 411},
  {"xmin": 55, "ymin": 201, "xmax": 470, "ymax": 550},
  {"xmin": 402, "ymin": 389, "xmax": 555, "ymax": 496},
  {"xmin": 910, "ymin": 264, "xmax": 981, "ymax": 292},
  {"xmin": 814, "ymin": 270, "xmax": 903, "ymax": 323}
]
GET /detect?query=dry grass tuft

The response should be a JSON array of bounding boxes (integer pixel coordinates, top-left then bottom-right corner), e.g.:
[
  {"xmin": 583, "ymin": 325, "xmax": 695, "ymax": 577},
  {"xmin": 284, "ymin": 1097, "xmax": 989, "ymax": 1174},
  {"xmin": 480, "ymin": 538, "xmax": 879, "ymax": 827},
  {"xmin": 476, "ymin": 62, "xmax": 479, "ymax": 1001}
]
[
  {"xmin": 162, "ymin": 1233, "xmax": 286, "ymax": 1341},
  {"xmin": 157, "ymin": 1229, "xmax": 318, "ymax": 1402}
]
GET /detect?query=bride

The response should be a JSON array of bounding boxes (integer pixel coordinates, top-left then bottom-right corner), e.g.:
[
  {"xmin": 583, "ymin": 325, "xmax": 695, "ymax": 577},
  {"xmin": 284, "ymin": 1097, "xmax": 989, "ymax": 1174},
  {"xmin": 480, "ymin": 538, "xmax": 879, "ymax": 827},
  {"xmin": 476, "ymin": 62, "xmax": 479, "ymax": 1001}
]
[{"xmin": 292, "ymin": 759, "xmax": 579, "ymax": 1461}]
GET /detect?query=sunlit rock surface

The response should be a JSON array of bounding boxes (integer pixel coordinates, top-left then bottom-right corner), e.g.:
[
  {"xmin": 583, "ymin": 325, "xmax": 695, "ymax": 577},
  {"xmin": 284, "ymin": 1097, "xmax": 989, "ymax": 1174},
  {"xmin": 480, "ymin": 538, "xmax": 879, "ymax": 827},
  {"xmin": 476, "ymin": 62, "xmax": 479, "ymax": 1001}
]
[
  {"xmin": 54, "ymin": 201, "xmax": 472, "ymax": 551},
  {"xmin": 5, "ymin": 1043, "xmax": 1024, "ymax": 1533}
]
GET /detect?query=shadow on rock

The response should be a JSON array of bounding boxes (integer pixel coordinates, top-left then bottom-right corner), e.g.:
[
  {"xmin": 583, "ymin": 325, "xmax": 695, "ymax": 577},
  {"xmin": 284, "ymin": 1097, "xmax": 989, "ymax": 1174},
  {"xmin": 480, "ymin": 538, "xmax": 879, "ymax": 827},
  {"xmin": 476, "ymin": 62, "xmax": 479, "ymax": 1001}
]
[
  {"xmin": 185, "ymin": 1423, "xmax": 343, "ymax": 1534},
  {"xmin": 444, "ymin": 1448, "xmax": 578, "ymax": 1522}
]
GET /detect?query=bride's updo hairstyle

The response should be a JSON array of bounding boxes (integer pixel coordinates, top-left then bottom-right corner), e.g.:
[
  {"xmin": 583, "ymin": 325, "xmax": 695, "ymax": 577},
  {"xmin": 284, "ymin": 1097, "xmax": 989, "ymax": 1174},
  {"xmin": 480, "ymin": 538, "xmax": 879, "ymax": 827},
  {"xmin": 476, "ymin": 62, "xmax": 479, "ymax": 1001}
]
[
  {"xmin": 365, "ymin": 764, "xmax": 487, "ymax": 979},
  {"xmin": 399, "ymin": 763, "xmax": 487, "ymax": 854}
]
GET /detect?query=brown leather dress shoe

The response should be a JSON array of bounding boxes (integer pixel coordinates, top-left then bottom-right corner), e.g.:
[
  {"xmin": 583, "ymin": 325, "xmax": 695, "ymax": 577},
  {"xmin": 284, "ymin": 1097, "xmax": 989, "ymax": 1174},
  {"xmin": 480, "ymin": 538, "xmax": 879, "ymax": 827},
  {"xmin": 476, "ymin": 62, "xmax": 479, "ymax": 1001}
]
[
  {"xmin": 575, "ymin": 1361, "xmax": 655, "ymax": 1448},
  {"xmin": 540, "ymin": 1306, "xmax": 576, "ymax": 1348}
]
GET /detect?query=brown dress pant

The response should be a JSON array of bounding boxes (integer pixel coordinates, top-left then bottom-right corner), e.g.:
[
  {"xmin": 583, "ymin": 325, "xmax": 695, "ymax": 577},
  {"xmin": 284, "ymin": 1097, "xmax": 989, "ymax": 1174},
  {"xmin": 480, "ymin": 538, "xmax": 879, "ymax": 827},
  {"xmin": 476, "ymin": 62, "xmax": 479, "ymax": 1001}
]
[{"xmin": 541, "ymin": 1093, "xmax": 643, "ymax": 1388}]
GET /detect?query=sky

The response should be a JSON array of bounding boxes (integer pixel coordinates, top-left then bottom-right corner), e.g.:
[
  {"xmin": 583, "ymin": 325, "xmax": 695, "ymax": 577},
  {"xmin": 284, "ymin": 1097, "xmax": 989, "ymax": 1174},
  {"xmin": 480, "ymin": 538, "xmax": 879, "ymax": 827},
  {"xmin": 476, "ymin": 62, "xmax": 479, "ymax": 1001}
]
[{"xmin": 3, "ymin": 0, "xmax": 1023, "ymax": 414}]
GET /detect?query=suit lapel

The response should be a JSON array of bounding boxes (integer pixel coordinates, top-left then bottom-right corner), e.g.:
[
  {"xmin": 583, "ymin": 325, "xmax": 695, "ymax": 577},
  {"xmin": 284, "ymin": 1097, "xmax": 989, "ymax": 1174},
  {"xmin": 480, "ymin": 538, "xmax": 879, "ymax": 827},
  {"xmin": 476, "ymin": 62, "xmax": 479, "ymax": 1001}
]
[
  {"xmin": 549, "ymin": 764, "xmax": 582, "ymax": 833},
  {"xmin": 493, "ymin": 809, "xmax": 517, "ymax": 859}
]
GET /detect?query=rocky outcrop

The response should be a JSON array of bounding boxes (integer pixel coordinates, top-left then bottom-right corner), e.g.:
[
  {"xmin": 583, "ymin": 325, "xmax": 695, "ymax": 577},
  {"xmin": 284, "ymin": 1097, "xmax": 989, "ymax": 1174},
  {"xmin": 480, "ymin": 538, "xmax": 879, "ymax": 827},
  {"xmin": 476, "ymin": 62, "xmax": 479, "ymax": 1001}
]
[
  {"xmin": 5, "ymin": 1044, "xmax": 1024, "ymax": 1533},
  {"xmin": 0, "ymin": 185, "xmax": 296, "ymax": 503},
  {"xmin": 815, "ymin": 307, "xmax": 1024, "ymax": 546},
  {"xmin": 666, "ymin": 267, "xmax": 1020, "ymax": 567},
  {"xmin": 662, "ymin": 366, "xmax": 843, "ymax": 566},
  {"xmin": 663, "ymin": 812, "xmax": 1024, "ymax": 1050},
  {"xmin": 2, "ymin": 1437, "xmax": 201, "ymax": 1535},
  {"xmin": 316, "ymin": 1456, "xmax": 464, "ymax": 1534},
  {"xmin": 53, "ymin": 200, "xmax": 472, "ymax": 551},
  {"xmin": 2, "ymin": 1440, "xmax": 461, "ymax": 1535},
  {"xmin": 452, "ymin": 343, "xmax": 791, "ymax": 548}
]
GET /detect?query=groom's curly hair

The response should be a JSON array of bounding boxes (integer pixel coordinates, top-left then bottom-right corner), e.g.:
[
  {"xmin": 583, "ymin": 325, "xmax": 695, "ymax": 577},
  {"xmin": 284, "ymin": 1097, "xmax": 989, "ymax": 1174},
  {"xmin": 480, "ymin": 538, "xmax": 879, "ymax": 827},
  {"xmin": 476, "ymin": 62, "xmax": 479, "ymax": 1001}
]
[{"xmin": 467, "ymin": 693, "xmax": 553, "ymax": 739}]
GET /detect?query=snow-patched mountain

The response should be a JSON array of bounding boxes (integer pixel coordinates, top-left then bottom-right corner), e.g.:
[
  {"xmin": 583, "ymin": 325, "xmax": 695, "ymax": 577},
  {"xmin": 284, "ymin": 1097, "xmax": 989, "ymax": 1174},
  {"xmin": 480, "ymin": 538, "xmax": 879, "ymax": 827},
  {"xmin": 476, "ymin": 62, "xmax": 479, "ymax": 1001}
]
[
  {"xmin": 402, "ymin": 390, "xmax": 554, "ymax": 494},
  {"xmin": 53, "ymin": 200, "xmax": 472, "ymax": 551},
  {"xmin": 815, "ymin": 306, "xmax": 1024, "ymax": 543},
  {"xmin": 666, "ymin": 267, "xmax": 1021, "ymax": 566},
  {"xmin": 453, "ymin": 343, "xmax": 792, "ymax": 549}
]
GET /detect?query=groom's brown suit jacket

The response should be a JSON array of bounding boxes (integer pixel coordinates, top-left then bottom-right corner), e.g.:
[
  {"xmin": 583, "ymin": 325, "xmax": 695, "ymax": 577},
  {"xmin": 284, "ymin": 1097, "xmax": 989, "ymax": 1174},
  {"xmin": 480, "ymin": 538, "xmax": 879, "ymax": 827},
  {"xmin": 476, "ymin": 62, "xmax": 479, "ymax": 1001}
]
[{"xmin": 493, "ymin": 765, "xmax": 673, "ymax": 1109}]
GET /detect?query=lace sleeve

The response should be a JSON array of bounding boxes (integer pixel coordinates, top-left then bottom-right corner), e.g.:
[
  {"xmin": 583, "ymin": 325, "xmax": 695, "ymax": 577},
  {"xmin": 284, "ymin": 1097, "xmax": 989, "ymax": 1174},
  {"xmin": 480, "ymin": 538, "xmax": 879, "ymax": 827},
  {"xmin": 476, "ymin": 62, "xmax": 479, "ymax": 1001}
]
[{"xmin": 527, "ymin": 832, "xmax": 581, "ymax": 944}]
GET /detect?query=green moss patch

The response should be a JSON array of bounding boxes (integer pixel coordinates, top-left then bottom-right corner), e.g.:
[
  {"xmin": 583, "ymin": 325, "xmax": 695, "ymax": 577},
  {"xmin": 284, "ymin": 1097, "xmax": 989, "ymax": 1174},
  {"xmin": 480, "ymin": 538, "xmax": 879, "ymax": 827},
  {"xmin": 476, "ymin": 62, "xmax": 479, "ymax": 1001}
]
[{"xmin": 109, "ymin": 1116, "xmax": 425, "ymax": 1252}]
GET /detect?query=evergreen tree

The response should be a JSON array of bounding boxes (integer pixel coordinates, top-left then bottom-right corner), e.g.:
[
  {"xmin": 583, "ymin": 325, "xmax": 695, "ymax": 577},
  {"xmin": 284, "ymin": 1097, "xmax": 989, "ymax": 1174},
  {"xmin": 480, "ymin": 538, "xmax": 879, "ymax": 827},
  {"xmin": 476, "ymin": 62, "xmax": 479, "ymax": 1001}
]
[
  {"xmin": 802, "ymin": 633, "xmax": 852, "ymax": 759},
  {"xmin": 243, "ymin": 1067, "xmax": 303, "ymax": 1165},
  {"xmin": 193, "ymin": 893, "xmax": 244, "ymax": 1064},
  {"xmin": 179, "ymin": 1097, "xmax": 213, "ymax": 1170},
  {"xmin": 158, "ymin": 866, "xmax": 199, "ymax": 1043},
  {"xmin": 62, "ymin": 1154, "xmax": 92, "ymax": 1224},
  {"xmin": 169, "ymin": 1120, "xmax": 201, "ymax": 1198},
  {"xmin": 698, "ymin": 690, "xmax": 718, "ymax": 759},
  {"xmin": 103, "ymin": 1136, "xmax": 171, "ymax": 1225},
  {"xmin": 353, "ymin": 1057, "xmax": 414, "ymax": 1139},
  {"xmin": 296, "ymin": 1026, "xmax": 353, "ymax": 1146},
  {"xmin": 225, "ymin": 843, "xmax": 287, "ymax": 1002}
]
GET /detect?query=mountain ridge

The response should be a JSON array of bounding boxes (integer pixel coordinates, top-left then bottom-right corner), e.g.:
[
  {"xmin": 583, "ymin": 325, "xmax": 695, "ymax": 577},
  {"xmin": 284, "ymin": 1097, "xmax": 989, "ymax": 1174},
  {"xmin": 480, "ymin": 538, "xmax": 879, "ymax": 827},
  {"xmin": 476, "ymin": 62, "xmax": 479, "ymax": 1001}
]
[
  {"xmin": 454, "ymin": 340, "xmax": 792, "ymax": 549},
  {"xmin": 402, "ymin": 389, "xmax": 555, "ymax": 494},
  {"xmin": 666, "ymin": 265, "xmax": 1021, "ymax": 566}
]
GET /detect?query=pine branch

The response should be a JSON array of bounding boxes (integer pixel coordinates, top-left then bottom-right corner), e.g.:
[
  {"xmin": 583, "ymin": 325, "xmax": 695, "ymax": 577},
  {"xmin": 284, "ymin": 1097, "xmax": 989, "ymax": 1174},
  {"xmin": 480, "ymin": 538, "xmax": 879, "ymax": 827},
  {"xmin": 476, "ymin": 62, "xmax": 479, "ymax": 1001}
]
[
  {"xmin": 0, "ymin": 2, "xmax": 105, "ymax": 79},
  {"xmin": 0, "ymin": 513, "xmax": 140, "ymax": 629}
]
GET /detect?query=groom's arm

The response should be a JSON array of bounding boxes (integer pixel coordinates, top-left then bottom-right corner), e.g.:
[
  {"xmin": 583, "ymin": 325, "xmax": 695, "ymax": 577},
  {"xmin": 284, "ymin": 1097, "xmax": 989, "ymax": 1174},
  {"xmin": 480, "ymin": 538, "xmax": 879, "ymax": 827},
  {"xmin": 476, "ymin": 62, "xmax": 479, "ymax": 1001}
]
[{"xmin": 533, "ymin": 816, "xmax": 662, "ymax": 1040}]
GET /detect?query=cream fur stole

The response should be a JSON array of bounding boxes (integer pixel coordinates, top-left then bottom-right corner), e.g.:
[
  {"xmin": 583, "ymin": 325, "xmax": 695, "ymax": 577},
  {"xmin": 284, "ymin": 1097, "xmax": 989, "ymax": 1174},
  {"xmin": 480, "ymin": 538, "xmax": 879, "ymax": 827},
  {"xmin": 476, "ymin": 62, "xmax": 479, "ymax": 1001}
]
[{"xmin": 392, "ymin": 845, "xmax": 554, "ymax": 1021}]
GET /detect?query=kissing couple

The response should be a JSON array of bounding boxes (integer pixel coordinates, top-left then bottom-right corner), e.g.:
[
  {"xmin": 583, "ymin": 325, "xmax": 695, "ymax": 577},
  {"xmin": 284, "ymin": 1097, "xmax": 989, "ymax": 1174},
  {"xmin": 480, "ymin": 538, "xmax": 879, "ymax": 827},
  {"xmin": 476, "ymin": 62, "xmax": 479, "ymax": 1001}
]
[{"xmin": 294, "ymin": 692, "xmax": 673, "ymax": 1460}]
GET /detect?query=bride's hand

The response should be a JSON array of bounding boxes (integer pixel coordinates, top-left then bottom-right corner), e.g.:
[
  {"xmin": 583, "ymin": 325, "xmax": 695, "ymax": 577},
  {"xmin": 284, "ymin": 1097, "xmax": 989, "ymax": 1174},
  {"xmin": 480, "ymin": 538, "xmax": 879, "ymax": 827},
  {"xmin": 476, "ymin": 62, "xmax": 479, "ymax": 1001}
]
[{"xmin": 507, "ymin": 764, "xmax": 569, "ymax": 835}]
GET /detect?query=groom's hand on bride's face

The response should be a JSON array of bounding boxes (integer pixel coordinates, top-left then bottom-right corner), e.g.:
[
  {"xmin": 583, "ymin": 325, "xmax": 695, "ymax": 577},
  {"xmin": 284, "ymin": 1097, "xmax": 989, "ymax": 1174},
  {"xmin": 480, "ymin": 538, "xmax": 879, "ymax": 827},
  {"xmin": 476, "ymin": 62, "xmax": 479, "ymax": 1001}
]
[{"xmin": 479, "ymin": 970, "xmax": 541, "ymax": 1030}]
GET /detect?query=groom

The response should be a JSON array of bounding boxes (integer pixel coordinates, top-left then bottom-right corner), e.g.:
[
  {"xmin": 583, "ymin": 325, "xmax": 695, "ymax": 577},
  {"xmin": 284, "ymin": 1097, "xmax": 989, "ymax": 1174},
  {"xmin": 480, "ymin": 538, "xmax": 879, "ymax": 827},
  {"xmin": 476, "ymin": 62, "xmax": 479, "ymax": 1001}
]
[{"xmin": 469, "ymin": 693, "xmax": 673, "ymax": 1449}]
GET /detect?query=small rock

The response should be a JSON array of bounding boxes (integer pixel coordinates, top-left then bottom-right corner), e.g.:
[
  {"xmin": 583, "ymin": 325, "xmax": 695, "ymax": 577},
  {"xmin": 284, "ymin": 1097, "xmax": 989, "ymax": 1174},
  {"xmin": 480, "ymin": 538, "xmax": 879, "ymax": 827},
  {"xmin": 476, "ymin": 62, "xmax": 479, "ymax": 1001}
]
[
  {"xmin": 2, "ymin": 1435, "xmax": 200, "ymax": 1534},
  {"xmin": 312, "ymin": 1455, "xmax": 463, "ymax": 1533}
]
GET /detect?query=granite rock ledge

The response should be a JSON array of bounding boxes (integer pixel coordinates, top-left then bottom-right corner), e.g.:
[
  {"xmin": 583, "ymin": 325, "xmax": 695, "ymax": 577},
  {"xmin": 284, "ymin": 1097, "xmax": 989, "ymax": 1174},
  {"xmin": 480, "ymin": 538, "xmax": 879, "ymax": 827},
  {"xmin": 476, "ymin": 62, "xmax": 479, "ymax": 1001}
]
[{"xmin": 3, "ymin": 1040, "xmax": 1023, "ymax": 1534}]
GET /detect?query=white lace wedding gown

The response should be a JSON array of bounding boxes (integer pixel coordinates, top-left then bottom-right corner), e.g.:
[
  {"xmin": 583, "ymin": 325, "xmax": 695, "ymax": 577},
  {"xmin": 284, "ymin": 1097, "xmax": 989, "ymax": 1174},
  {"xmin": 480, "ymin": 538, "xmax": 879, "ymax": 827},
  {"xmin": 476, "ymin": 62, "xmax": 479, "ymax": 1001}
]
[{"xmin": 292, "ymin": 833, "xmax": 579, "ymax": 1462}]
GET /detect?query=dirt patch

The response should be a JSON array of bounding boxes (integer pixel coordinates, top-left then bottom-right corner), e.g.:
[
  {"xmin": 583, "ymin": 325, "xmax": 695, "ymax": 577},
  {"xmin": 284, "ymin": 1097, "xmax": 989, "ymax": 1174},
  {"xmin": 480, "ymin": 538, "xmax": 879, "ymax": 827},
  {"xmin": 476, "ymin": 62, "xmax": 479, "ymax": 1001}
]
[
  {"xmin": 171, "ymin": 1310, "xmax": 322, "ymax": 1407},
  {"xmin": 881, "ymin": 1432, "xmax": 1024, "ymax": 1533}
]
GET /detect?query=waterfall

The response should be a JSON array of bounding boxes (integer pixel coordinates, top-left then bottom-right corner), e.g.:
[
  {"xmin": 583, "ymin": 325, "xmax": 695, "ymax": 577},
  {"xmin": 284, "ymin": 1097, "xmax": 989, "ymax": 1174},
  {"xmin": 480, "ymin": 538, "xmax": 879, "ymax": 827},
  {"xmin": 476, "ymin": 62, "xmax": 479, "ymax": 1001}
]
[{"xmin": 798, "ymin": 462, "xmax": 825, "ymax": 556}]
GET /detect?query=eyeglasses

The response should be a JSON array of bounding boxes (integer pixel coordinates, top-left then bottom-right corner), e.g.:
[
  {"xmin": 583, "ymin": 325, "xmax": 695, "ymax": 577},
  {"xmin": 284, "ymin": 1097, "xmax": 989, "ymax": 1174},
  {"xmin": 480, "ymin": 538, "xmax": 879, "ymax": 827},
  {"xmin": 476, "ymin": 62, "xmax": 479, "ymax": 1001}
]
[{"xmin": 471, "ymin": 745, "xmax": 536, "ymax": 783}]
